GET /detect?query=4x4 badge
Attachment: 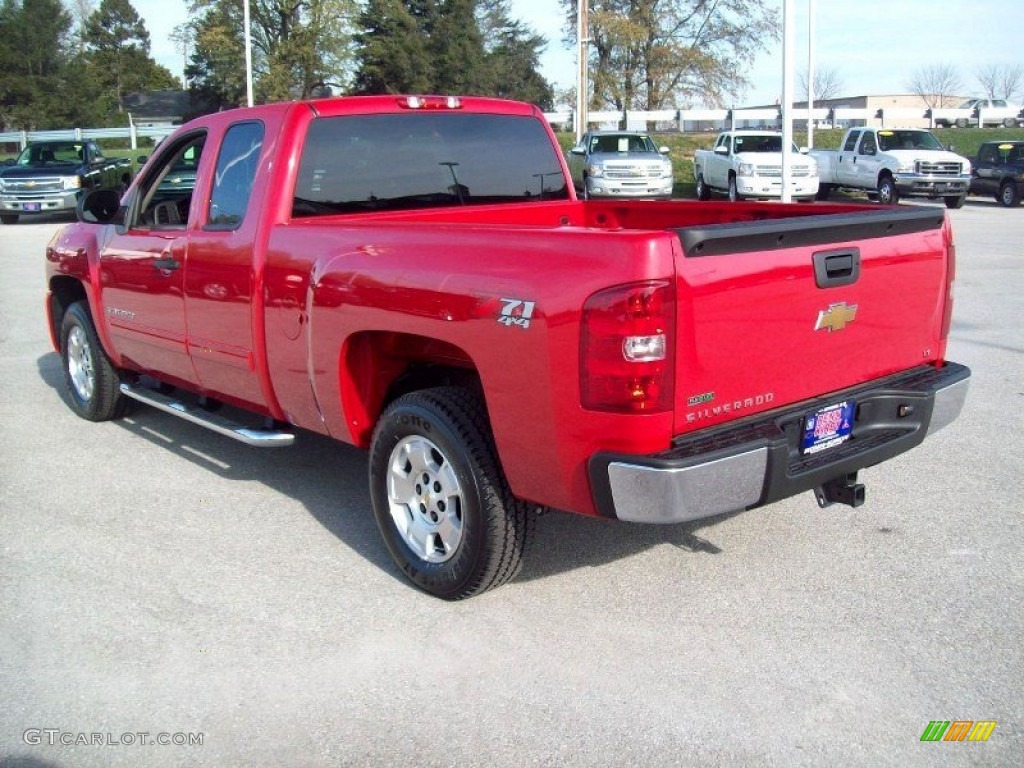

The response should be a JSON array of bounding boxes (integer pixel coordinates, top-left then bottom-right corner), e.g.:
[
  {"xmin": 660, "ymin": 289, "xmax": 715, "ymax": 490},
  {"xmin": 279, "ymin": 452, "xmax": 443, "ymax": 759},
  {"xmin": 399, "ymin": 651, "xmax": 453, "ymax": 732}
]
[{"xmin": 815, "ymin": 302, "xmax": 858, "ymax": 332}]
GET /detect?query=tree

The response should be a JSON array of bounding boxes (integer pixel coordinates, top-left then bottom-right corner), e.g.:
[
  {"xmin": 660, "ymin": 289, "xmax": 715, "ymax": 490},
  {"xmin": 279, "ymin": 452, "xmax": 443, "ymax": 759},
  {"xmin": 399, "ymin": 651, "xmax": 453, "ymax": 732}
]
[
  {"xmin": 83, "ymin": 0, "xmax": 178, "ymax": 113},
  {"xmin": 0, "ymin": 0, "xmax": 81, "ymax": 129},
  {"xmin": 187, "ymin": 0, "xmax": 355, "ymax": 104},
  {"xmin": 799, "ymin": 66, "xmax": 843, "ymax": 102},
  {"xmin": 976, "ymin": 63, "xmax": 1023, "ymax": 103},
  {"xmin": 906, "ymin": 64, "xmax": 963, "ymax": 109},
  {"xmin": 562, "ymin": 0, "xmax": 778, "ymax": 111},
  {"xmin": 352, "ymin": 0, "xmax": 435, "ymax": 94},
  {"xmin": 477, "ymin": 0, "xmax": 553, "ymax": 108}
]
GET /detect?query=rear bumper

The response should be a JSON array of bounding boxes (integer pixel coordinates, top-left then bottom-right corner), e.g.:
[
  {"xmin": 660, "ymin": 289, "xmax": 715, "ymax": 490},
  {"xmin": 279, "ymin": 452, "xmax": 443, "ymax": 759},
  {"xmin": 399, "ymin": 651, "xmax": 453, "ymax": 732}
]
[{"xmin": 589, "ymin": 362, "xmax": 970, "ymax": 524}]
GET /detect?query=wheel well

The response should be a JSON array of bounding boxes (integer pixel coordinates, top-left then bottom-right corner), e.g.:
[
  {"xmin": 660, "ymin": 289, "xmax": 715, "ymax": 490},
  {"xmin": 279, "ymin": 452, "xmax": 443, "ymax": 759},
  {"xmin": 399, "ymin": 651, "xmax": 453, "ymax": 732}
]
[
  {"xmin": 340, "ymin": 331, "xmax": 482, "ymax": 447},
  {"xmin": 48, "ymin": 277, "xmax": 88, "ymax": 351}
]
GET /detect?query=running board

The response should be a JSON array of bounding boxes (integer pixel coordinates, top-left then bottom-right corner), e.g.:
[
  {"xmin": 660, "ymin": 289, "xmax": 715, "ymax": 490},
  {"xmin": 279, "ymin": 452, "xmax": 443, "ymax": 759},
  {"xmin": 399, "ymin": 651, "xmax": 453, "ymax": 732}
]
[{"xmin": 119, "ymin": 383, "xmax": 295, "ymax": 448}]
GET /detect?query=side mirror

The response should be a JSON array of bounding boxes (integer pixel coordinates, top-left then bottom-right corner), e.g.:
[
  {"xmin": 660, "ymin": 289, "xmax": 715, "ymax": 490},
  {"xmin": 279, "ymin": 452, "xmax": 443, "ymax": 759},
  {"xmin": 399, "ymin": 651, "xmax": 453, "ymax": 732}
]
[
  {"xmin": 77, "ymin": 188, "xmax": 124, "ymax": 225},
  {"xmin": 714, "ymin": 145, "xmax": 729, "ymax": 155},
  {"xmin": 799, "ymin": 146, "xmax": 809, "ymax": 154},
  {"xmin": 569, "ymin": 147, "xmax": 586, "ymax": 156},
  {"xmin": 659, "ymin": 146, "xmax": 671, "ymax": 155}
]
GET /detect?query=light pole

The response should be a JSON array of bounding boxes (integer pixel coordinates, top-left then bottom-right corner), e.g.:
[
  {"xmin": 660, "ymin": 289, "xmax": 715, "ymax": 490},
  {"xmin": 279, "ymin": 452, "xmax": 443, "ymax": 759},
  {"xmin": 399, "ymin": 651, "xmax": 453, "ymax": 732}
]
[
  {"xmin": 243, "ymin": 0, "xmax": 254, "ymax": 107},
  {"xmin": 575, "ymin": 0, "xmax": 589, "ymax": 141},
  {"xmin": 807, "ymin": 0, "xmax": 816, "ymax": 149},
  {"xmin": 780, "ymin": 0, "xmax": 795, "ymax": 203}
]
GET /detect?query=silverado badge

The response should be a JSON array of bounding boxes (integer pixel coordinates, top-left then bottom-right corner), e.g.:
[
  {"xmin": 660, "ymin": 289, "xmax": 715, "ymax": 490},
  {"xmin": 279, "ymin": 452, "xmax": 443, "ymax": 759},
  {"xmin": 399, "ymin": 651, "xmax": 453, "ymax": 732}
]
[{"xmin": 814, "ymin": 302, "xmax": 858, "ymax": 333}]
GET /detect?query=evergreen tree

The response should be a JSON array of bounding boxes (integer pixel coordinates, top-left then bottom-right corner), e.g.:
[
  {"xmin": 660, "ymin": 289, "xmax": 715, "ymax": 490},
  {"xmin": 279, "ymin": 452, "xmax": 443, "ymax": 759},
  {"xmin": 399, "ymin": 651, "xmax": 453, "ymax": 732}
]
[{"xmin": 352, "ymin": 0, "xmax": 434, "ymax": 94}]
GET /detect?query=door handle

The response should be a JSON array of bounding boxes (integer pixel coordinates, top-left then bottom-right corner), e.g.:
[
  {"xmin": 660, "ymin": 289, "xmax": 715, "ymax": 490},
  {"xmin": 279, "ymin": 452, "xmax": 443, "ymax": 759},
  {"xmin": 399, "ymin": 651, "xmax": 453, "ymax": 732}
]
[
  {"xmin": 813, "ymin": 248, "xmax": 860, "ymax": 288},
  {"xmin": 153, "ymin": 257, "xmax": 180, "ymax": 271}
]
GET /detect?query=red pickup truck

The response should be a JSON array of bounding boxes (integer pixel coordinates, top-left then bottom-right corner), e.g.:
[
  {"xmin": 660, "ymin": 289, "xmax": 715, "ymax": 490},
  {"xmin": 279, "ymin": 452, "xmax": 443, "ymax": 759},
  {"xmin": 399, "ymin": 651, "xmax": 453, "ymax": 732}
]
[{"xmin": 45, "ymin": 95, "xmax": 970, "ymax": 599}]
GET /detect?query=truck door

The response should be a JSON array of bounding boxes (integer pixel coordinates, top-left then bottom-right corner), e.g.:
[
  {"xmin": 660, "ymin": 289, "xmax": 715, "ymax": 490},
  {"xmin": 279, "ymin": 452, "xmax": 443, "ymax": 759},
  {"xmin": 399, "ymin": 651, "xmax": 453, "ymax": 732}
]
[
  {"xmin": 836, "ymin": 129, "xmax": 861, "ymax": 186},
  {"xmin": 854, "ymin": 131, "xmax": 883, "ymax": 188},
  {"xmin": 98, "ymin": 131, "xmax": 207, "ymax": 386},
  {"xmin": 183, "ymin": 120, "xmax": 268, "ymax": 408}
]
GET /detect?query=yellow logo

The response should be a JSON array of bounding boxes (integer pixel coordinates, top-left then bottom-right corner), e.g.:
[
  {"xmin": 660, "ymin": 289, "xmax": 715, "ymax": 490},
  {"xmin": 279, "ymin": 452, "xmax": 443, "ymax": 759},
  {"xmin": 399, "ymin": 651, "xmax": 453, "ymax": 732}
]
[{"xmin": 815, "ymin": 302, "xmax": 858, "ymax": 333}]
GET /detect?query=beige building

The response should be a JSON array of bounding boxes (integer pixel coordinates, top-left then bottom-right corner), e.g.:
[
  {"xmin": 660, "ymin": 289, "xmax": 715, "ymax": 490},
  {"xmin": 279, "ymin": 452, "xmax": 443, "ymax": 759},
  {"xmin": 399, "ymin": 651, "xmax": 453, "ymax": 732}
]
[{"xmin": 746, "ymin": 94, "xmax": 970, "ymax": 129}]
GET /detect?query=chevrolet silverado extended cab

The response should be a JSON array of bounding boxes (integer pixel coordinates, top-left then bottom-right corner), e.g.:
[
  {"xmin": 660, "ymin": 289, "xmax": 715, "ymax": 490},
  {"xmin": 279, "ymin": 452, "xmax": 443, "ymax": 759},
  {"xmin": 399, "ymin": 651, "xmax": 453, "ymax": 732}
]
[
  {"xmin": 0, "ymin": 140, "xmax": 132, "ymax": 224},
  {"xmin": 811, "ymin": 127, "xmax": 971, "ymax": 208},
  {"xmin": 45, "ymin": 95, "xmax": 970, "ymax": 599},
  {"xmin": 693, "ymin": 130, "xmax": 819, "ymax": 202}
]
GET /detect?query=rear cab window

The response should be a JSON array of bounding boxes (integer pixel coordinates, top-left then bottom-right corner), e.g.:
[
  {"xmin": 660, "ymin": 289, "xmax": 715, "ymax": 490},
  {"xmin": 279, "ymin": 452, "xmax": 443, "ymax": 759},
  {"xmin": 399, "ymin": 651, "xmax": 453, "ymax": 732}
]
[{"xmin": 292, "ymin": 112, "xmax": 569, "ymax": 217}]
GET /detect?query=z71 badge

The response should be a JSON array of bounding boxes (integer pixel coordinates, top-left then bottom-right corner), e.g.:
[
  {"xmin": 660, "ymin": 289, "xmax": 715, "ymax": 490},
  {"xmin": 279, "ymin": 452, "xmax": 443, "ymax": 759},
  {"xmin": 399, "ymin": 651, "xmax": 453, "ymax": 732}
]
[{"xmin": 497, "ymin": 298, "xmax": 536, "ymax": 330}]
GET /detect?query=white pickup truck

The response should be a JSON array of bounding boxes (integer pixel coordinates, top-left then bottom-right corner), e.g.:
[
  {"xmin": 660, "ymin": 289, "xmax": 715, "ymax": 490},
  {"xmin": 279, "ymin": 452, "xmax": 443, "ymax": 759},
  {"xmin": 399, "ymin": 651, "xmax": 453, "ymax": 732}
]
[
  {"xmin": 693, "ymin": 130, "xmax": 819, "ymax": 202},
  {"xmin": 810, "ymin": 127, "xmax": 971, "ymax": 208}
]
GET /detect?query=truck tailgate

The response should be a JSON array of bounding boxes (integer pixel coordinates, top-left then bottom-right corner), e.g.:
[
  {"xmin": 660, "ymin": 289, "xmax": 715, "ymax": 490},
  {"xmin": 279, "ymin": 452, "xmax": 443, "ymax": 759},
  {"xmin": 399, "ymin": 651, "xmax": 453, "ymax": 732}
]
[{"xmin": 672, "ymin": 208, "xmax": 950, "ymax": 434}]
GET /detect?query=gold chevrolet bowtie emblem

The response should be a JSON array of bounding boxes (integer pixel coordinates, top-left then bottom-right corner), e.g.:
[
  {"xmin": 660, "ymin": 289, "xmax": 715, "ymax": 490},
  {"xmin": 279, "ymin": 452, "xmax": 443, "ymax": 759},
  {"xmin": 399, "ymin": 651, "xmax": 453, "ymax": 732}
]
[{"xmin": 815, "ymin": 302, "xmax": 858, "ymax": 332}]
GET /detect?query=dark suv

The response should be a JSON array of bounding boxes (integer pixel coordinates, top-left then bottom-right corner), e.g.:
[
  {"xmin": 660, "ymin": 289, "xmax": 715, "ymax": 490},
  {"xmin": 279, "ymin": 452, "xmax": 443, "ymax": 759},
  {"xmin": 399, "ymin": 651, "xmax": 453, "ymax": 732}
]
[{"xmin": 969, "ymin": 141, "xmax": 1023, "ymax": 207}]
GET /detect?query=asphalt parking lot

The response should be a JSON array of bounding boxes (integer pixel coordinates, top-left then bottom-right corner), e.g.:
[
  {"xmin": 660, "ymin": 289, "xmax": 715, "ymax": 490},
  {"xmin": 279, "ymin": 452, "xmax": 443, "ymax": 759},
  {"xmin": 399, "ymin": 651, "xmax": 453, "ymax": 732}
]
[{"xmin": 1, "ymin": 198, "xmax": 1021, "ymax": 768}]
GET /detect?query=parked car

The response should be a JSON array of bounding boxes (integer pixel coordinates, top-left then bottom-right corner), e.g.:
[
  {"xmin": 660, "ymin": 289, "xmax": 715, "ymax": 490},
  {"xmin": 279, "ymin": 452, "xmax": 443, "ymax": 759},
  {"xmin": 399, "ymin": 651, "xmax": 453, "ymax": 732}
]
[
  {"xmin": 566, "ymin": 131, "xmax": 674, "ymax": 199},
  {"xmin": 0, "ymin": 140, "xmax": 132, "ymax": 224},
  {"xmin": 969, "ymin": 141, "xmax": 1024, "ymax": 207},
  {"xmin": 693, "ymin": 130, "xmax": 819, "ymax": 202},
  {"xmin": 934, "ymin": 98, "xmax": 1021, "ymax": 128}
]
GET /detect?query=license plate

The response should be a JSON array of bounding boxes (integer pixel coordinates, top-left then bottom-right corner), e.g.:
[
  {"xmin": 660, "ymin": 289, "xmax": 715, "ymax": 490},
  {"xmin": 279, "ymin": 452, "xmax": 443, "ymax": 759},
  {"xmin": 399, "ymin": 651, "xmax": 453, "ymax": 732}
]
[
  {"xmin": 801, "ymin": 400, "xmax": 855, "ymax": 455},
  {"xmin": 24, "ymin": 203, "xmax": 41, "ymax": 212}
]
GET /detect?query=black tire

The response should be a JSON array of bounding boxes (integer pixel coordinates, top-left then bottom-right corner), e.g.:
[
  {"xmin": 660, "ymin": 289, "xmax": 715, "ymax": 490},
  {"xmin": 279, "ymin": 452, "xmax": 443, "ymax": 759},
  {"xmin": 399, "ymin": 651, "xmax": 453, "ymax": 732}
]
[
  {"xmin": 944, "ymin": 194, "xmax": 966, "ymax": 209},
  {"xmin": 1, "ymin": 214, "xmax": 18, "ymax": 225},
  {"xmin": 877, "ymin": 176, "xmax": 899, "ymax": 205},
  {"xmin": 955, "ymin": 118, "xmax": 968, "ymax": 129},
  {"xmin": 1003, "ymin": 117, "xmax": 1016, "ymax": 128},
  {"xmin": 695, "ymin": 173, "xmax": 711, "ymax": 201},
  {"xmin": 59, "ymin": 301, "xmax": 129, "ymax": 421},
  {"xmin": 369, "ymin": 387, "xmax": 532, "ymax": 600},
  {"xmin": 728, "ymin": 174, "xmax": 741, "ymax": 202},
  {"xmin": 815, "ymin": 183, "xmax": 832, "ymax": 201},
  {"xmin": 999, "ymin": 181, "xmax": 1021, "ymax": 207}
]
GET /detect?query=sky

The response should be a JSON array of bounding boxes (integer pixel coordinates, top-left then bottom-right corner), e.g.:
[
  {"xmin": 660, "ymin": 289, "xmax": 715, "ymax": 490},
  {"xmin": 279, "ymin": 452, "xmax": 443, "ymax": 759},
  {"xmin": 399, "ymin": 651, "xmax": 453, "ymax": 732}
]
[{"xmin": 132, "ymin": 0, "xmax": 1023, "ymax": 109}]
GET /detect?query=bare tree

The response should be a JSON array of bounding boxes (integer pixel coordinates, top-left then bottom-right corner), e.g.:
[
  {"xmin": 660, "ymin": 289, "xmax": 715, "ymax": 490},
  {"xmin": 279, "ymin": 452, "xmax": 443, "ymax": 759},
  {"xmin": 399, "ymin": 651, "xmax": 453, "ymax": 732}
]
[
  {"xmin": 906, "ymin": 64, "xmax": 963, "ymax": 109},
  {"xmin": 977, "ymin": 63, "xmax": 1023, "ymax": 102},
  {"xmin": 67, "ymin": 0, "xmax": 97, "ymax": 51},
  {"xmin": 799, "ymin": 66, "xmax": 843, "ymax": 102}
]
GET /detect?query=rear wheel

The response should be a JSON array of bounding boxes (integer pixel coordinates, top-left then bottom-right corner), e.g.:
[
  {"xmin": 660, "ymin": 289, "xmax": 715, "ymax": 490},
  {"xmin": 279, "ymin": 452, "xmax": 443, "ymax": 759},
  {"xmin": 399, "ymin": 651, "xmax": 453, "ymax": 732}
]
[
  {"xmin": 999, "ymin": 181, "xmax": 1021, "ymax": 207},
  {"xmin": 60, "ymin": 301, "xmax": 129, "ymax": 421},
  {"xmin": 695, "ymin": 173, "xmax": 711, "ymax": 201},
  {"xmin": 369, "ymin": 387, "xmax": 532, "ymax": 600},
  {"xmin": 955, "ymin": 117, "xmax": 969, "ymax": 128},
  {"xmin": 0, "ymin": 214, "xmax": 18, "ymax": 225},
  {"xmin": 877, "ymin": 176, "xmax": 899, "ymax": 205}
]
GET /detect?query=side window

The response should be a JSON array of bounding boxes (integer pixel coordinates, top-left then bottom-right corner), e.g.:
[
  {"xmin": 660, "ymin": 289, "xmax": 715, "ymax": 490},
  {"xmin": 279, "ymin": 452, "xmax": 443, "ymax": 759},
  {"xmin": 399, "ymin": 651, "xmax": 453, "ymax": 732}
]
[
  {"xmin": 134, "ymin": 133, "xmax": 206, "ymax": 229},
  {"xmin": 91, "ymin": 144, "xmax": 104, "ymax": 162},
  {"xmin": 207, "ymin": 121, "xmax": 264, "ymax": 230},
  {"xmin": 843, "ymin": 131, "xmax": 861, "ymax": 152},
  {"xmin": 978, "ymin": 145, "xmax": 997, "ymax": 164},
  {"xmin": 859, "ymin": 132, "xmax": 877, "ymax": 155}
]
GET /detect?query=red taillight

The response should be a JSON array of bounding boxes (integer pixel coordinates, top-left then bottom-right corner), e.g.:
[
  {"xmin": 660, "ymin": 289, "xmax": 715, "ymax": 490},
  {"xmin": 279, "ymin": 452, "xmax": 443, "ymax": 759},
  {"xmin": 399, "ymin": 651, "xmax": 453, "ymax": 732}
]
[
  {"xmin": 581, "ymin": 280, "xmax": 675, "ymax": 413},
  {"xmin": 940, "ymin": 241, "xmax": 956, "ymax": 340}
]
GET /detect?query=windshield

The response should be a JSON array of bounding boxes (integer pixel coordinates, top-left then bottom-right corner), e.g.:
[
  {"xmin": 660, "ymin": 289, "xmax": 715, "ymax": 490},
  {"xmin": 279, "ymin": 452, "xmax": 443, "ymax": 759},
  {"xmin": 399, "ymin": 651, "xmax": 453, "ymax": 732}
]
[
  {"xmin": 16, "ymin": 143, "xmax": 84, "ymax": 165},
  {"xmin": 589, "ymin": 134, "xmax": 659, "ymax": 154},
  {"xmin": 877, "ymin": 130, "xmax": 943, "ymax": 152},
  {"xmin": 733, "ymin": 135, "xmax": 799, "ymax": 154},
  {"xmin": 293, "ymin": 113, "xmax": 569, "ymax": 216}
]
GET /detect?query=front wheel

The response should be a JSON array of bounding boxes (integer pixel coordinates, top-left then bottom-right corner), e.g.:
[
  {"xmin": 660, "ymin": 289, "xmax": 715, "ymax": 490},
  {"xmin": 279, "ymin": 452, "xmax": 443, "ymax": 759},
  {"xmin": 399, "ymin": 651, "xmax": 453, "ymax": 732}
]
[
  {"xmin": 695, "ymin": 173, "xmax": 711, "ymax": 201},
  {"xmin": 877, "ymin": 176, "xmax": 899, "ymax": 205},
  {"xmin": 999, "ymin": 181, "xmax": 1021, "ymax": 207},
  {"xmin": 0, "ymin": 214, "xmax": 18, "ymax": 225},
  {"xmin": 369, "ymin": 387, "xmax": 532, "ymax": 600},
  {"xmin": 60, "ymin": 301, "xmax": 129, "ymax": 421},
  {"xmin": 944, "ymin": 194, "xmax": 966, "ymax": 209},
  {"xmin": 815, "ymin": 183, "xmax": 832, "ymax": 201},
  {"xmin": 728, "ymin": 175, "xmax": 742, "ymax": 202}
]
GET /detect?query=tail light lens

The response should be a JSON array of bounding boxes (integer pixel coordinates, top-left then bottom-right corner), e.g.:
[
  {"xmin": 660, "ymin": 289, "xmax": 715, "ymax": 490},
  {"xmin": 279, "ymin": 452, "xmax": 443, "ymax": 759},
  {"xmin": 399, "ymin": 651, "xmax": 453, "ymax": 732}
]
[
  {"xmin": 581, "ymin": 280, "xmax": 675, "ymax": 413},
  {"xmin": 940, "ymin": 241, "xmax": 956, "ymax": 340}
]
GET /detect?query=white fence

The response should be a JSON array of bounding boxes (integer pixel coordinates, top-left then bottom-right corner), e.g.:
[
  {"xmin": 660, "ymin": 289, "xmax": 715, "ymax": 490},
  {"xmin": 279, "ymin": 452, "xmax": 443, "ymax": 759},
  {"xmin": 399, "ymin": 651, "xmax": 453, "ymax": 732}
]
[{"xmin": 2, "ymin": 106, "xmax": 1021, "ymax": 149}]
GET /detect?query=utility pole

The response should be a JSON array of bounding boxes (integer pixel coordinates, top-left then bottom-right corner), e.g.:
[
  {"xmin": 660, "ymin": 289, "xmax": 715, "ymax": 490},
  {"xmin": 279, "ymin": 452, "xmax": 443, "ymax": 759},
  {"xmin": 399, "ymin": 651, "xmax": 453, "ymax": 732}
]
[
  {"xmin": 807, "ymin": 0, "xmax": 816, "ymax": 149},
  {"xmin": 781, "ymin": 0, "xmax": 795, "ymax": 202}
]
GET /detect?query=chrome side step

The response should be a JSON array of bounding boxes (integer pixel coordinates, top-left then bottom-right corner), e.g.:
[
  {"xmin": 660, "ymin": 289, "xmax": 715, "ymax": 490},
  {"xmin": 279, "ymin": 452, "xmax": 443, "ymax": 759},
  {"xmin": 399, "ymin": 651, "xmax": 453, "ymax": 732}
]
[{"xmin": 119, "ymin": 383, "xmax": 295, "ymax": 448}]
